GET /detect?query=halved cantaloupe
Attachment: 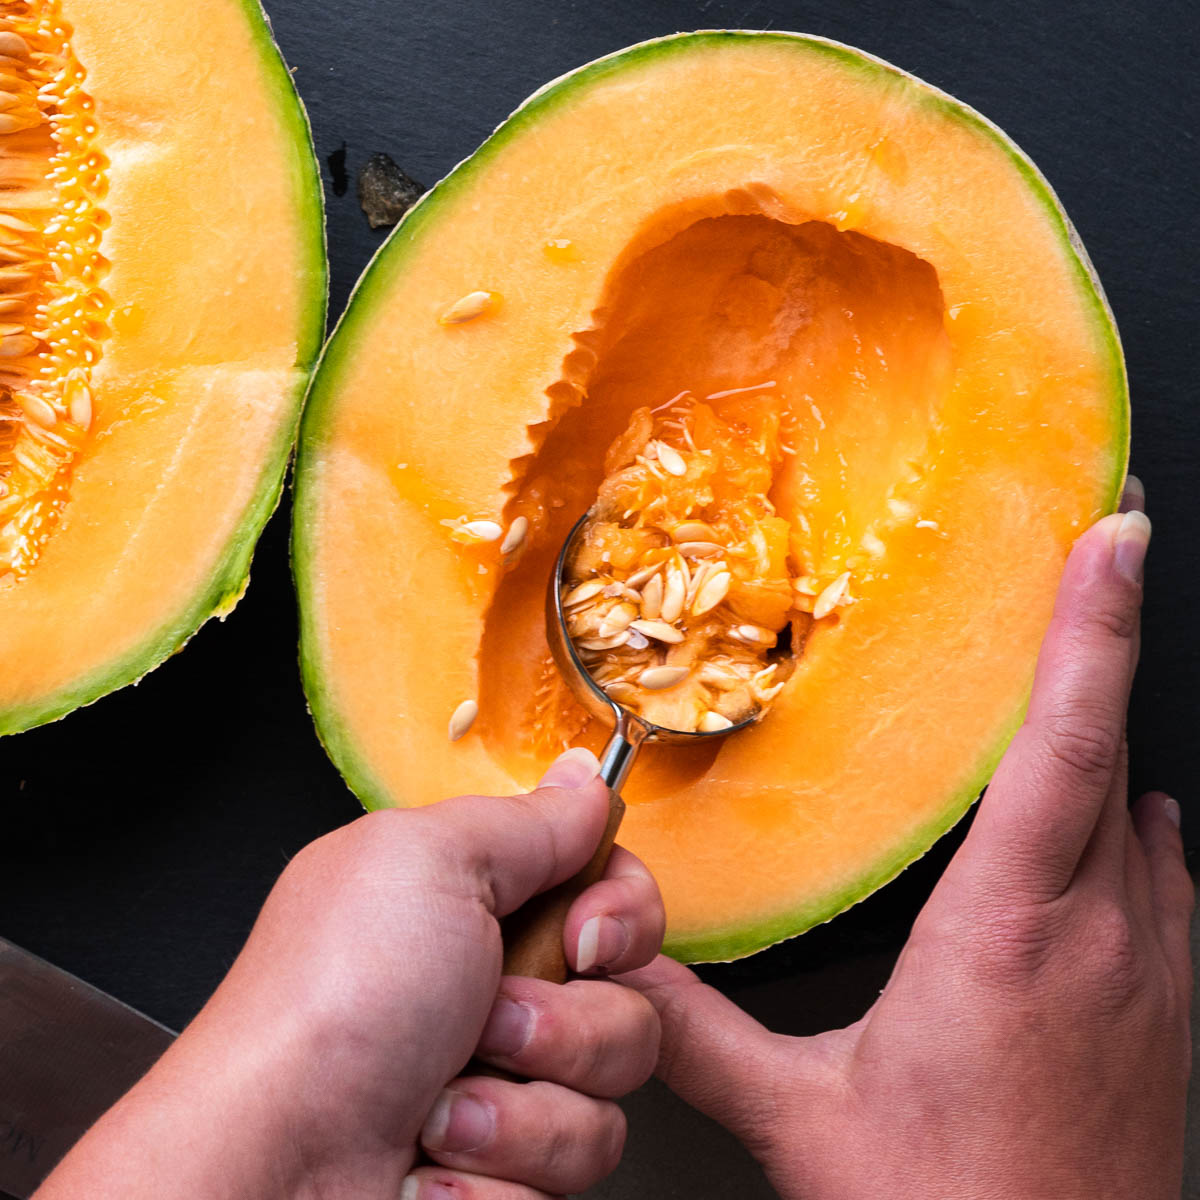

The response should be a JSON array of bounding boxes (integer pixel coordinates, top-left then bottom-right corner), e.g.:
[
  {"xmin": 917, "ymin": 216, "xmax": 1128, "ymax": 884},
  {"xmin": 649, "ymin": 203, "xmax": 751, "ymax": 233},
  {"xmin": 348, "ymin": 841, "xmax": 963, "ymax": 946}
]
[
  {"xmin": 0, "ymin": 0, "xmax": 325, "ymax": 734},
  {"xmin": 294, "ymin": 32, "xmax": 1127, "ymax": 961}
]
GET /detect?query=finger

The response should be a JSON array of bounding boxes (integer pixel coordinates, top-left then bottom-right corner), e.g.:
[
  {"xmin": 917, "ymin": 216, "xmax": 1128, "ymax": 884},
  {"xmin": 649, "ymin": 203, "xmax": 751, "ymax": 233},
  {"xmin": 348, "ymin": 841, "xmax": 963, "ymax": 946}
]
[
  {"xmin": 1132, "ymin": 792, "xmax": 1195, "ymax": 1002},
  {"xmin": 1122, "ymin": 812, "xmax": 1154, "ymax": 931},
  {"xmin": 622, "ymin": 955, "xmax": 800, "ymax": 1147},
  {"xmin": 401, "ymin": 1167, "xmax": 555, "ymax": 1199},
  {"xmin": 1119, "ymin": 472, "xmax": 1145, "ymax": 513},
  {"xmin": 965, "ymin": 510, "xmax": 1149, "ymax": 898},
  {"xmin": 475, "ymin": 976, "xmax": 659, "ymax": 1097},
  {"xmin": 1074, "ymin": 472, "xmax": 1147, "ymax": 885},
  {"xmin": 1073, "ymin": 727, "xmax": 1133, "ymax": 893},
  {"xmin": 418, "ymin": 748, "xmax": 611, "ymax": 917},
  {"xmin": 563, "ymin": 845, "xmax": 666, "ymax": 975},
  {"xmin": 420, "ymin": 1077, "xmax": 624, "ymax": 1195}
]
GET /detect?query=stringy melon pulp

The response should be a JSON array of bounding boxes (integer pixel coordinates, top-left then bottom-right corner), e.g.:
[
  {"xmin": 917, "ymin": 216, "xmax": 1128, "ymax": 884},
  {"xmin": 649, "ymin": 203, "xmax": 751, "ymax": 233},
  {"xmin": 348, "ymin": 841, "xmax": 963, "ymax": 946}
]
[
  {"xmin": 0, "ymin": 3, "xmax": 108, "ymax": 579},
  {"xmin": 479, "ymin": 210, "xmax": 951, "ymax": 773}
]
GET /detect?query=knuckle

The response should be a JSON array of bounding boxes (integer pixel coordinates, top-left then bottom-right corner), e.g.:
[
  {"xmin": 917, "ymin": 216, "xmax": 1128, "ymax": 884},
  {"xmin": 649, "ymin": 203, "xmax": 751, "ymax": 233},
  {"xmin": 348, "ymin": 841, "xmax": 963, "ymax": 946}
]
[
  {"xmin": 553, "ymin": 983, "xmax": 659, "ymax": 1095},
  {"xmin": 568, "ymin": 1007, "xmax": 613, "ymax": 1089},
  {"xmin": 1161, "ymin": 961, "xmax": 1192, "ymax": 1026},
  {"xmin": 1082, "ymin": 902, "xmax": 1144, "ymax": 1005},
  {"xmin": 1079, "ymin": 593, "xmax": 1140, "ymax": 642},
  {"xmin": 1039, "ymin": 699, "xmax": 1121, "ymax": 780},
  {"xmin": 597, "ymin": 988, "xmax": 660, "ymax": 1092},
  {"xmin": 599, "ymin": 1101, "xmax": 628, "ymax": 1177},
  {"xmin": 965, "ymin": 899, "xmax": 1067, "ymax": 985},
  {"xmin": 1168, "ymin": 865, "xmax": 1197, "ymax": 920},
  {"xmin": 525, "ymin": 1087, "xmax": 620, "ymax": 1190}
]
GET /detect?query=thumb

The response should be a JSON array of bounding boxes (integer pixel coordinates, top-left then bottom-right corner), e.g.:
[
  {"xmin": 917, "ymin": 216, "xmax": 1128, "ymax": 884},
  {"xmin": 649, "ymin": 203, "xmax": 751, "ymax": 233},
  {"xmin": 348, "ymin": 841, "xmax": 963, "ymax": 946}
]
[
  {"xmin": 621, "ymin": 954, "xmax": 791, "ymax": 1147},
  {"xmin": 427, "ymin": 746, "xmax": 611, "ymax": 917}
]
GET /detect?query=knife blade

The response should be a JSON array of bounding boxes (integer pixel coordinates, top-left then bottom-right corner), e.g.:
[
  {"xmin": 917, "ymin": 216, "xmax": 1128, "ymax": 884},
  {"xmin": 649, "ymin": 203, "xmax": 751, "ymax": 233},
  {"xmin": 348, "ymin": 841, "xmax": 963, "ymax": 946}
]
[{"xmin": 0, "ymin": 938, "xmax": 176, "ymax": 1199}]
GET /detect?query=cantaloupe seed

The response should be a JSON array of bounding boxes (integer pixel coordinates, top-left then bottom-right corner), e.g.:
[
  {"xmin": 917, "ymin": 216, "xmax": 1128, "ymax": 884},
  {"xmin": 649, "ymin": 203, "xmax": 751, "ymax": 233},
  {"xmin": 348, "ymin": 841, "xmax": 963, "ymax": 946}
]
[
  {"xmin": 448, "ymin": 698, "xmax": 479, "ymax": 742},
  {"xmin": 0, "ymin": 0, "xmax": 110, "ymax": 581},
  {"xmin": 500, "ymin": 514, "xmax": 528, "ymax": 554},
  {"xmin": 438, "ymin": 289, "xmax": 497, "ymax": 325}
]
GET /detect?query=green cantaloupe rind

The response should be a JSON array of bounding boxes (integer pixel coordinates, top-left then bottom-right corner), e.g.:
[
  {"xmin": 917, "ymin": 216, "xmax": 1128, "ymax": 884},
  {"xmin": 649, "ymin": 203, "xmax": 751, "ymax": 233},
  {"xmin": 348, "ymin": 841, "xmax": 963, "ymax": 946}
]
[
  {"xmin": 0, "ymin": 0, "xmax": 327, "ymax": 739},
  {"xmin": 293, "ymin": 31, "xmax": 1128, "ymax": 962}
]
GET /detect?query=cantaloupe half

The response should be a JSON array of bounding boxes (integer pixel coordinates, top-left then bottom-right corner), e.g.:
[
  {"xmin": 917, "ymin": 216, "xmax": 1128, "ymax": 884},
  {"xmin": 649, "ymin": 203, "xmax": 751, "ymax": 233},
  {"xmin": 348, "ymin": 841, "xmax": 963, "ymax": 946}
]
[
  {"xmin": 0, "ymin": 0, "xmax": 325, "ymax": 734},
  {"xmin": 294, "ymin": 32, "xmax": 1127, "ymax": 961}
]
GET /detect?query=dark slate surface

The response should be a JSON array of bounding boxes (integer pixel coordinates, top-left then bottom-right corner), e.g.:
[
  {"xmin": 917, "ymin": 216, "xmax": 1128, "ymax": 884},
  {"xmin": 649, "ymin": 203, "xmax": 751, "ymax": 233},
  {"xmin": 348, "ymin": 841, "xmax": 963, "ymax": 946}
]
[{"xmin": 2, "ymin": 1, "xmax": 1198, "ymax": 1196}]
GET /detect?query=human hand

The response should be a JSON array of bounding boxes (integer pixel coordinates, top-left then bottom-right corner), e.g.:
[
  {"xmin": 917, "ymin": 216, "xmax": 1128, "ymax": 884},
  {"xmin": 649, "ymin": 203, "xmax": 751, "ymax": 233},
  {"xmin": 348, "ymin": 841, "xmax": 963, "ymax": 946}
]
[
  {"xmin": 37, "ymin": 747, "xmax": 664, "ymax": 1200},
  {"xmin": 626, "ymin": 484, "xmax": 1193, "ymax": 1199}
]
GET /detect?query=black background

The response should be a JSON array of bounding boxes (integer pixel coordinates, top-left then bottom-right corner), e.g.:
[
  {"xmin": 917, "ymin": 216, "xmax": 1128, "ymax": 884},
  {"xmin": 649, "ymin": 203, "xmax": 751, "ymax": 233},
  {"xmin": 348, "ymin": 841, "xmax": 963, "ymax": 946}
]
[{"xmin": 2, "ymin": 1, "xmax": 1198, "ymax": 1195}]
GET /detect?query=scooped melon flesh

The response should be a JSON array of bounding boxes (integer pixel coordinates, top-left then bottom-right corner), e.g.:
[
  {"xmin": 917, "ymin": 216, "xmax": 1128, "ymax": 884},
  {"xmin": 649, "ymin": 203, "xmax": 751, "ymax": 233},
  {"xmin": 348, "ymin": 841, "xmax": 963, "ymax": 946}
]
[
  {"xmin": 295, "ymin": 32, "xmax": 1127, "ymax": 962},
  {"xmin": 0, "ymin": 0, "xmax": 325, "ymax": 734}
]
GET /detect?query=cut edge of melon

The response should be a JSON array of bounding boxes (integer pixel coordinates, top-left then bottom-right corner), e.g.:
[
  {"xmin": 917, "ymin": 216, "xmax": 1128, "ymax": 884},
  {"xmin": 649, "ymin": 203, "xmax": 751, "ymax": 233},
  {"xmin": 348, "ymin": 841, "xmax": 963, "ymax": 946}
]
[
  {"xmin": 0, "ymin": 0, "xmax": 327, "ymax": 737},
  {"xmin": 292, "ymin": 29, "xmax": 1129, "ymax": 958}
]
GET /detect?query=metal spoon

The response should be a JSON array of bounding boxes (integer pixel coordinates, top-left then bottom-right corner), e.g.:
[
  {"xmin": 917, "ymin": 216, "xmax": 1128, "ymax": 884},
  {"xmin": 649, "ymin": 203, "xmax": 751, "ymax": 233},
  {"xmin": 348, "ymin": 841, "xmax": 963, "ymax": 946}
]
[{"xmin": 500, "ymin": 513, "xmax": 760, "ymax": 981}]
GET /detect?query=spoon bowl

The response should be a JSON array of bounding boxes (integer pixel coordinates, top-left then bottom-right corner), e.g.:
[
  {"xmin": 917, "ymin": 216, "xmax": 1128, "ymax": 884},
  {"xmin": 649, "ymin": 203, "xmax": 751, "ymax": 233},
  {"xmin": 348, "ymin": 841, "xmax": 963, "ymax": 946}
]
[{"xmin": 546, "ymin": 512, "xmax": 760, "ymax": 789}]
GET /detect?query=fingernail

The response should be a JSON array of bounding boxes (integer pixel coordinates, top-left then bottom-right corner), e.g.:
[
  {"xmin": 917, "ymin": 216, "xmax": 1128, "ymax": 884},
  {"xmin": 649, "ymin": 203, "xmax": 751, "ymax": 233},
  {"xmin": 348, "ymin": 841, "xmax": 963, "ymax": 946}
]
[
  {"xmin": 1120, "ymin": 473, "xmax": 1145, "ymax": 512},
  {"xmin": 400, "ymin": 1179, "xmax": 454, "ymax": 1200},
  {"xmin": 477, "ymin": 995, "xmax": 534, "ymax": 1057},
  {"xmin": 539, "ymin": 746, "xmax": 600, "ymax": 789},
  {"xmin": 422, "ymin": 1089, "xmax": 494, "ymax": 1153},
  {"xmin": 1113, "ymin": 509, "xmax": 1151, "ymax": 583},
  {"xmin": 1164, "ymin": 796, "xmax": 1181, "ymax": 828},
  {"xmin": 575, "ymin": 913, "xmax": 629, "ymax": 974},
  {"xmin": 401, "ymin": 1180, "xmax": 455, "ymax": 1200}
]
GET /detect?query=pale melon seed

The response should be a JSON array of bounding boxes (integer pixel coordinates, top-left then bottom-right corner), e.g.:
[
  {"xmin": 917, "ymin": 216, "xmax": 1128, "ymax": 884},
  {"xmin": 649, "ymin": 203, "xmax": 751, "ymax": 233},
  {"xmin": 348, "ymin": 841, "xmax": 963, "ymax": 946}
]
[
  {"xmin": 564, "ymin": 578, "xmax": 606, "ymax": 607},
  {"xmin": 676, "ymin": 541, "xmax": 723, "ymax": 558},
  {"xmin": 577, "ymin": 631, "xmax": 632, "ymax": 651},
  {"xmin": 500, "ymin": 515, "xmax": 528, "ymax": 554},
  {"xmin": 439, "ymin": 289, "xmax": 495, "ymax": 324},
  {"xmin": 655, "ymin": 442, "xmax": 687, "ymax": 476},
  {"xmin": 629, "ymin": 618, "xmax": 684, "ymax": 644},
  {"xmin": 660, "ymin": 568, "xmax": 686, "ymax": 623},
  {"xmin": 0, "ymin": 33, "xmax": 30, "ymax": 59},
  {"xmin": 699, "ymin": 711, "xmax": 734, "ymax": 732},
  {"xmin": 19, "ymin": 392, "xmax": 56, "ymax": 429},
  {"xmin": 64, "ymin": 370, "xmax": 91, "ymax": 428},
  {"xmin": 670, "ymin": 520, "xmax": 718, "ymax": 543},
  {"xmin": 461, "ymin": 519, "xmax": 503, "ymax": 542},
  {"xmin": 625, "ymin": 560, "xmax": 663, "ymax": 588},
  {"xmin": 0, "ymin": 332, "xmax": 36, "ymax": 358},
  {"xmin": 604, "ymin": 681, "xmax": 640, "ymax": 705},
  {"xmin": 639, "ymin": 572, "xmax": 664, "ymax": 619},
  {"xmin": 730, "ymin": 623, "xmax": 776, "ymax": 646},
  {"xmin": 638, "ymin": 665, "xmax": 689, "ymax": 690},
  {"xmin": 0, "ymin": 112, "xmax": 38, "ymax": 135},
  {"xmin": 448, "ymin": 699, "xmax": 479, "ymax": 742},
  {"xmin": 692, "ymin": 569, "xmax": 731, "ymax": 616},
  {"xmin": 813, "ymin": 571, "xmax": 852, "ymax": 620},
  {"xmin": 597, "ymin": 602, "xmax": 638, "ymax": 638}
]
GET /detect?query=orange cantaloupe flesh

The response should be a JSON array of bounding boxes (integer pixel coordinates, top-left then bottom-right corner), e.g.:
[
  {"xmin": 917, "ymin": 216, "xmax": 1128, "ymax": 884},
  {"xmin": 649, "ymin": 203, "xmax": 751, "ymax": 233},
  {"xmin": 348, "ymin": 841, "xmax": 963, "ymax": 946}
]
[
  {"xmin": 295, "ymin": 33, "xmax": 1126, "ymax": 961},
  {"xmin": 0, "ymin": 0, "xmax": 324, "ymax": 734}
]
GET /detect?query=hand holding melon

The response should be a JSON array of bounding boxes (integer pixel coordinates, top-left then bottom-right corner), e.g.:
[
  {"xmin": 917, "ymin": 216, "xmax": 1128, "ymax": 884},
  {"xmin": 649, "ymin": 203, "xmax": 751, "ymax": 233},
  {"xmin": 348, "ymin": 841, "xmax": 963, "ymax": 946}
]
[{"xmin": 627, "ymin": 497, "xmax": 1193, "ymax": 1200}]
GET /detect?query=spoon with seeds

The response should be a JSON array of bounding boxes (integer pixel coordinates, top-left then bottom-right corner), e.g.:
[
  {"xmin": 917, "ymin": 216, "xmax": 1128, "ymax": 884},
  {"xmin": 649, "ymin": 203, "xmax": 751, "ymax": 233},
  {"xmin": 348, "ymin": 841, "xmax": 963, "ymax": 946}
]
[{"xmin": 500, "ymin": 513, "xmax": 765, "ymax": 982}]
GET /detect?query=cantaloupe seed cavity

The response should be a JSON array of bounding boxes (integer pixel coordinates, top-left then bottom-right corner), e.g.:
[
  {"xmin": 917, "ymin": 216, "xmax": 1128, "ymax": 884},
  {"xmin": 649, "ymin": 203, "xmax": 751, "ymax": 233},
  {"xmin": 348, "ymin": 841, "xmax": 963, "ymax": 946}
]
[
  {"xmin": 0, "ymin": 0, "xmax": 110, "ymax": 581},
  {"xmin": 475, "ymin": 209, "xmax": 952, "ymax": 780}
]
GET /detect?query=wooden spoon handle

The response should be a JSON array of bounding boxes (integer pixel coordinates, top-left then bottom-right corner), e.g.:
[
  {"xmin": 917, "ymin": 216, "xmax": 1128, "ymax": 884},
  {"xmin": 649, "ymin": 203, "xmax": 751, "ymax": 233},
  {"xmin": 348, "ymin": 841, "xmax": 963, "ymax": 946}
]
[{"xmin": 499, "ymin": 786, "xmax": 626, "ymax": 983}]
